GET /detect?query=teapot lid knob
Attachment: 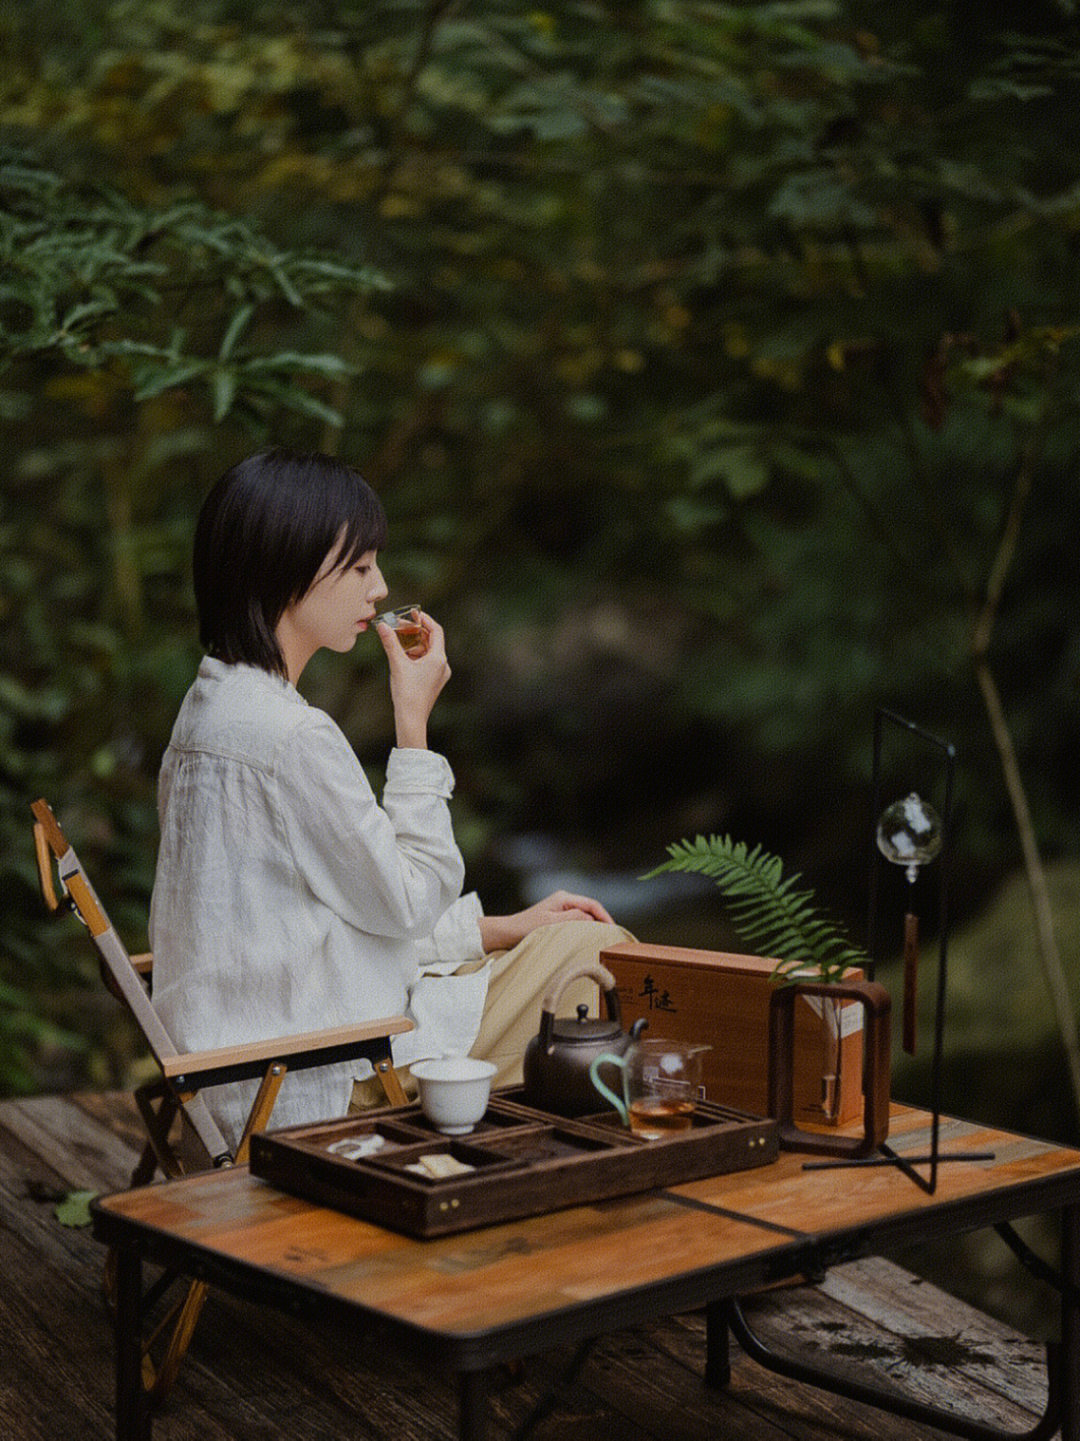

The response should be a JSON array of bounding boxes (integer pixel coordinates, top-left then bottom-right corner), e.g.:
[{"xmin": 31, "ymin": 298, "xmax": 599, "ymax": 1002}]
[{"xmin": 576, "ymin": 1004, "xmax": 589, "ymax": 1023}]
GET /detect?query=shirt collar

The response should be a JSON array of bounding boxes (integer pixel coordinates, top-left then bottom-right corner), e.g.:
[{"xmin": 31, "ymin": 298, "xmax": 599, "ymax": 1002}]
[{"xmin": 197, "ymin": 654, "xmax": 307, "ymax": 705}]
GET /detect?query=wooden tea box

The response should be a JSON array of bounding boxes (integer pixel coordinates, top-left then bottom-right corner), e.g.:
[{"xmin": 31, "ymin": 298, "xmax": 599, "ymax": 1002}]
[{"xmin": 599, "ymin": 942, "xmax": 866, "ymax": 1127}]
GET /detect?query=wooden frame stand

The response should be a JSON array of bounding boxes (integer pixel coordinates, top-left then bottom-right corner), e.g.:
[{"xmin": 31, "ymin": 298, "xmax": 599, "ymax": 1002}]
[{"xmin": 768, "ymin": 979, "xmax": 892, "ymax": 1158}]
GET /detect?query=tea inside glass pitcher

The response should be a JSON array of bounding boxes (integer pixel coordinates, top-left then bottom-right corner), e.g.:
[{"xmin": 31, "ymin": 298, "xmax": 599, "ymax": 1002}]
[{"xmin": 590, "ymin": 1038, "xmax": 710, "ymax": 1140}]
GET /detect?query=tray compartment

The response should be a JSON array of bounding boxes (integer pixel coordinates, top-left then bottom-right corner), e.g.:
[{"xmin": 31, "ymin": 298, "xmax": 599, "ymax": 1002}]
[
  {"xmin": 382, "ymin": 1103, "xmax": 540, "ymax": 1140},
  {"xmin": 573, "ymin": 1105, "xmax": 748, "ymax": 1138},
  {"xmin": 329, "ymin": 1119, "xmax": 426, "ymax": 1147},
  {"xmin": 262, "ymin": 1102, "xmax": 540, "ymax": 1158},
  {"xmin": 366, "ymin": 1138, "xmax": 523, "ymax": 1180},
  {"xmin": 481, "ymin": 1125, "xmax": 628, "ymax": 1165}
]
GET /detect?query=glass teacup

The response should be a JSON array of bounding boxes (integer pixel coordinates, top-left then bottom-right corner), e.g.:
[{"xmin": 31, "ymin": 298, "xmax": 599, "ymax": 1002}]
[{"xmin": 378, "ymin": 605, "xmax": 427, "ymax": 656}]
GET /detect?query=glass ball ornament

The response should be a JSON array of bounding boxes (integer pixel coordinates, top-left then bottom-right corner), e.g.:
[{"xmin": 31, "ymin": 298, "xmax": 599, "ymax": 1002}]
[{"xmin": 876, "ymin": 792, "xmax": 943, "ymax": 884}]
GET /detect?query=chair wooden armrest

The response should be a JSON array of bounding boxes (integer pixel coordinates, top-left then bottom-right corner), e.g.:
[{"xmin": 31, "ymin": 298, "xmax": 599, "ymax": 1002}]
[
  {"xmin": 159, "ymin": 1016, "xmax": 415, "ymax": 1091},
  {"xmin": 129, "ymin": 952, "xmax": 154, "ymax": 976}
]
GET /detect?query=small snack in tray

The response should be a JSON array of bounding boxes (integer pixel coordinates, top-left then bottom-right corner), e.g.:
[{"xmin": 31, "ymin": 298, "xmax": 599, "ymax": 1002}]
[
  {"xmin": 327, "ymin": 1133, "xmax": 387, "ymax": 1161},
  {"xmin": 405, "ymin": 1152, "xmax": 477, "ymax": 1179}
]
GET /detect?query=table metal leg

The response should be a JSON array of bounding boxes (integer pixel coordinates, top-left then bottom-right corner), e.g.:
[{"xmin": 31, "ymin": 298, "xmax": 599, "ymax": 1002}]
[
  {"xmin": 114, "ymin": 1246, "xmax": 151, "ymax": 1441},
  {"xmin": 507, "ymin": 1339, "xmax": 595, "ymax": 1440},
  {"xmin": 705, "ymin": 1300, "xmax": 731, "ymax": 1389},
  {"xmin": 1062, "ymin": 1203, "xmax": 1080, "ymax": 1441},
  {"xmin": 458, "ymin": 1367, "xmax": 489, "ymax": 1441}
]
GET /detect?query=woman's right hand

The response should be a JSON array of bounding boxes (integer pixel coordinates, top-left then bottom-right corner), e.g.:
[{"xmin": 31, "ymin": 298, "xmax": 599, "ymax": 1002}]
[
  {"xmin": 478, "ymin": 891, "xmax": 616, "ymax": 952},
  {"xmin": 377, "ymin": 611, "xmax": 450, "ymax": 749}
]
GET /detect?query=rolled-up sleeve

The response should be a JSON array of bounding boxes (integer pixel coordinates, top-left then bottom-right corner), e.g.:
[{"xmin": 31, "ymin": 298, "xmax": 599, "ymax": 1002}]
[
  {"xmin": 413, "ymin": 890, "xmax": 486, "ymax": 967},
  {"xmin": 278, "ymin": 716, "xmax": 465, "ymax": 940}
]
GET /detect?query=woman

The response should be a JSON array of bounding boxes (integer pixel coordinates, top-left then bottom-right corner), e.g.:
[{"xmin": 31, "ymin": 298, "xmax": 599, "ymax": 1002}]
[{"xmin": 150, "ymin": 449, "xmax": 630, "ymax": 1148}]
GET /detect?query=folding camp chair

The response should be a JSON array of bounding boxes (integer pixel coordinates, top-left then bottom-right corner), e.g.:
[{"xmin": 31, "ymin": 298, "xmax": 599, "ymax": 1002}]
[{"xmin": 31, "ymin": 797, "xmax": 414, "ymax": 1403}]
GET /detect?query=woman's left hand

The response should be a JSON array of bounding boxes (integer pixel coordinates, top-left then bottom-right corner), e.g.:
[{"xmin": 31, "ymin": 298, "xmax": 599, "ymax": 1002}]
[{"xmin": 479, "ymin": 890, "xmax": 615, "ymax": 953}]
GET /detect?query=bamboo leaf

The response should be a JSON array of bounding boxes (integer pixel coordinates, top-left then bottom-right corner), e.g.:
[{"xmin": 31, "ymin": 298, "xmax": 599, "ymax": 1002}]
[
  {"xmin": 210, "ymin": 366, "xmax": 238, "ymax": 421},
  {"xmin": 218, "ymin": 304, "xmax": 254, "ymax": 362}
]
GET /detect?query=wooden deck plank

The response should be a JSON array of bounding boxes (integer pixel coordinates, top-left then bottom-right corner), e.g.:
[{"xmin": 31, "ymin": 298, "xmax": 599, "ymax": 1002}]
[
  {"xmin": 0, "ymin": 1091, "xmax": 141, "ymax": 1192},
  {"xmin": 816, "ymin": 1255, "xmax": 1050, "ymax": 1413},
  {"xmin": 575, "ymin": 1323, "xmax": 867, "ymax": 1441},
  {"xmin": 0, "ymin": 1113, "xmax": 464, "ymax": 1439},
  {"xmin": 0, "ymin": 1117, "xmax": 242, "ymax": 1441},
  {"xmin": 654, "ymin": 1310, "xmax": 949, "ymax": 1441},
  {"xmin": 70, "ymin": 1088, "xmax": 154, "ymax": 1155},
  {"xmin": 737, "ymin": 1278, "xmax": 1045, "ymax": 1434},
  {"xmin": 0, "ymin": 1091, "xmax": 1057, "ymax": 1441},
  {"xmin": 0, "ymin": 1222, "xmax": 118, "ymax": 1441}
]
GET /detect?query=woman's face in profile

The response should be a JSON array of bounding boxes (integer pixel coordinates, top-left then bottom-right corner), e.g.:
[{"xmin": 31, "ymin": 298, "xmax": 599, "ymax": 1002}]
[{"xmin": 278, "ymin": 540, "xmax": 389, "ymax": 665}]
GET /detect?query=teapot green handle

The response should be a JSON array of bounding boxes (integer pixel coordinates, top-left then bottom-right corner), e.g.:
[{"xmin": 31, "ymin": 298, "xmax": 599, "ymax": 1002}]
[{"xmin": 589, "ymin": 1051, "xmax": 629, "ymax": 1125}]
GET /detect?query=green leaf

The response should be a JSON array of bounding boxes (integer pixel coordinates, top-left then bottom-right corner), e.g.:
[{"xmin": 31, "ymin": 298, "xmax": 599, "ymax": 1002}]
[
  {"xmin": 55, "ymin": 1189, "xmax": 96, "ymax": 1228},
  {"xmin": 210, "ymin": 366, "xmax": 238, "ymax": 421},
  {"xmin": 244, "ymin": 352, "xmax": 355, "ymax": 378},
  {"xmin": 218, "ymin": 304, "xmax": 254, "ymax": 361},
  {"xmin": 244, "ymin": 376, "xmax": 343, "ymax": 426},
  {"xmin": 691, "ymin": 444, "xmax": 769, "ymax": 498},
  {"xmin": 130, "ymin": 360, "xmax": 209, "ymax": 401},
  {"xmin": 267, "ymin": 263, "xmax": 304, "ymax": 308},
  {"xmin": 967, "ymin": 78, "xmax": 1053, "ymax": 102}
]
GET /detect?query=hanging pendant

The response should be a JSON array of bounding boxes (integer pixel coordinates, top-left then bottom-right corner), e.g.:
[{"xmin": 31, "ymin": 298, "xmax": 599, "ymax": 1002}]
[{"xmin": 902, "ymin": 910, "xmax": 919, "ymax": 1054}]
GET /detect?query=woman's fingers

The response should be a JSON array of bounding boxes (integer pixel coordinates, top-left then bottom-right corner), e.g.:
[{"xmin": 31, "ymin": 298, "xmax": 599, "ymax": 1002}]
[
  {"xmin": 544, "ymin": 890, "xmax": 615, "ymax": 924},
  {"xmin": 380, "ymin": 612, "xmax": 451, "ymax": 747}
]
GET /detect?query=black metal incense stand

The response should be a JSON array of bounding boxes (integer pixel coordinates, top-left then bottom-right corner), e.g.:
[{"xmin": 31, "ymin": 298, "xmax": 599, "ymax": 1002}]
[{"xmin": 808, "ymin": 707, "xmax": 994, "ymax": 1193}]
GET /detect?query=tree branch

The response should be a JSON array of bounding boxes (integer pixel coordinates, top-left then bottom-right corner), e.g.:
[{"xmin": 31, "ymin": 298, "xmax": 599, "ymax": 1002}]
[{"xmin": 967, "ymin": 370, "xmax": 1080, "ymax": 1120}]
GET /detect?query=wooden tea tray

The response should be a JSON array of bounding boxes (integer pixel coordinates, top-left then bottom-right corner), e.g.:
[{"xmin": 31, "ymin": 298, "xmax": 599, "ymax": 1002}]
[{"xmin": 249, "ymin": 1093, "xmax": 779, "ymax": 1237}]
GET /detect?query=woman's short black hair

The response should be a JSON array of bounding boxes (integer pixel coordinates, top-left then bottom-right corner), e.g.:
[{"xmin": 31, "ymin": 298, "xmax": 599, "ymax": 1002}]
[{"xmin": 193, "ymin": 448, "xmax": 388, "ymax": 675}]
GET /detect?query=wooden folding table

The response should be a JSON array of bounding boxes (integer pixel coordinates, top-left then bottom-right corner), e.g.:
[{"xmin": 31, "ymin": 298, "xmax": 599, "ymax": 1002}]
[{"xmin": 91, "ymin": 1105, "xmax": 1080, "ymax": 1440}]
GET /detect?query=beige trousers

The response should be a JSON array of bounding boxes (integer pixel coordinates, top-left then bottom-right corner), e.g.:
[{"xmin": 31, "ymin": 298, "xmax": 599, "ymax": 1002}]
[{"xmin": 349, "ymin": 919, "xmax": 634, "ymax": 1109}]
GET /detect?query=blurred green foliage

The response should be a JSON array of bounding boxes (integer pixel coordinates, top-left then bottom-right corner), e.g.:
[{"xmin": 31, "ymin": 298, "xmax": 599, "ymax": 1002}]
[{"xmin": 2, "ymin": 1, "xmax": 1080, "ymax": 1114}]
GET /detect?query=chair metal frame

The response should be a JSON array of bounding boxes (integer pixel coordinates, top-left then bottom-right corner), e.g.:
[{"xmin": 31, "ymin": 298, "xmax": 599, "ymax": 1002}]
[{"xmin": 31, "ymin": 796, "xmax": 414, "ymax": 1403}]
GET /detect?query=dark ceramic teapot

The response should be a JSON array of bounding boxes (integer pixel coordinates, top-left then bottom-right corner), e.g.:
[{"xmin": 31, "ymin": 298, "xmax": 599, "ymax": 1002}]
[{"xmin": 521, "ymin": 961, "xmax": 647, "ymax": 1117}]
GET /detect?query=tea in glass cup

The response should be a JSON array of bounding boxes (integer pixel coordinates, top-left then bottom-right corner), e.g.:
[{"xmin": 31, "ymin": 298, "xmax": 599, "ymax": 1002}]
[{"xmin": 378, "ymin": 605, "xmax": 426, "ymax": 656}]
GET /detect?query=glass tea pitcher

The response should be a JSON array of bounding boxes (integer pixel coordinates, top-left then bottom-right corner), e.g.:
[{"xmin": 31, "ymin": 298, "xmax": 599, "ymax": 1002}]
[{"xmin": 589, "ymin": 1038, "xmax": 710, "ymax": 1139}]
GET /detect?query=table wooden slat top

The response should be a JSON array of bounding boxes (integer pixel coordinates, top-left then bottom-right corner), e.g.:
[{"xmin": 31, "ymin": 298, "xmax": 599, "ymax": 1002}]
[
  {"xmin": 669, "ymin": 1107, "xmax": 1080, "ymax": 1236},
  {"xmin": 92, "ymin": 1105, "xmax": 1080, "ymax": 1349}
]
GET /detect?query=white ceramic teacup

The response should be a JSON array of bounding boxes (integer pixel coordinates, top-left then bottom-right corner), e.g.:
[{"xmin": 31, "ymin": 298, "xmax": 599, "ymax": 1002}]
[{"xmin": 409, "ymin": 1057, "xmax": 497, "ymax": 1135}]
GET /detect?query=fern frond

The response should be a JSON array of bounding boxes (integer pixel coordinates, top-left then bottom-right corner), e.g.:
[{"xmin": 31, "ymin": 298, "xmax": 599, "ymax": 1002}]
[{"xmin": 643, "ymin": 834, "xmax": 867, "ymax": 984}]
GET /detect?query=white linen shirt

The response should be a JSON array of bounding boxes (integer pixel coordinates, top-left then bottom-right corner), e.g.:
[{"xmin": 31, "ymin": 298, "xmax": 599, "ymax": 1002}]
[{"xmin": 149, "ymin": 657, "xmax": 488, "ymax": 1150}]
